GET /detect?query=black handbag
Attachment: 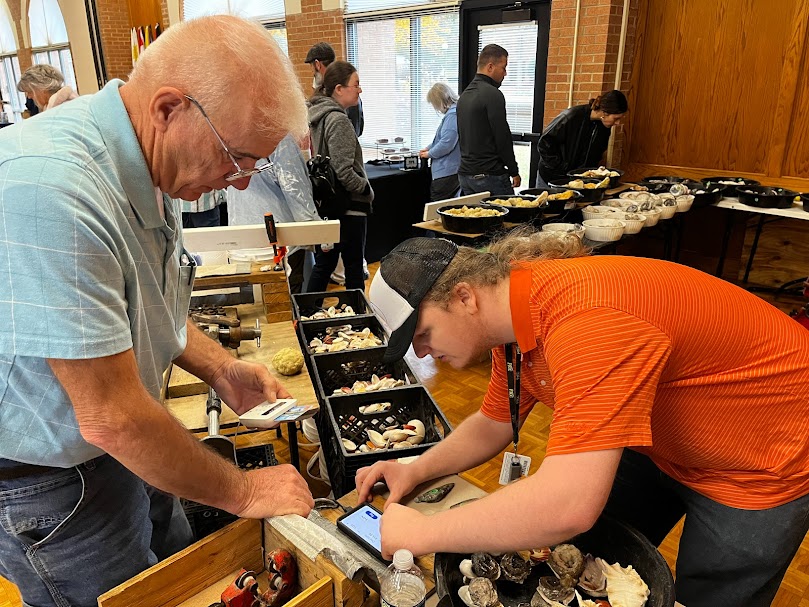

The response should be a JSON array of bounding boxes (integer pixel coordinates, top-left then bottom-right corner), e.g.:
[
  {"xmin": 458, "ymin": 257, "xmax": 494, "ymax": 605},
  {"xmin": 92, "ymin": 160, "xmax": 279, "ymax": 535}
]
[{"xmin": 307, "ymin": 116, "xmax": 350, "ymax": 219}]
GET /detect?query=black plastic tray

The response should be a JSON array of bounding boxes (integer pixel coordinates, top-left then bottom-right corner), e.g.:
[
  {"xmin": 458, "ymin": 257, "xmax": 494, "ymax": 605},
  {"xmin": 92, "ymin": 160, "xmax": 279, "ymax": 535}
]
[
  {"xmin": 519, "ymin": 188, "xmax": 584, "ymax": 214},
  {"xmin": 292, "ymin": 289, "xmax": 372, "ymax": 321},
  {"xmin": 312, "ymin": 346, "xmax": 418, "ymax": 403},
  {"xmin": 479, "ymin": 196, "xmax": 545, "ymax": 224},
  {"xmin": 323, "ymin": 386, "xmax": 452, "ymax": 497},
  {"xmin": 437, "ymin": 204, "xmax": 509, "ymax": 234},
  {"xmin": 736, "ymin": 186, "xmax": 799, "ymax": 209},
  {"xmin": 567, "ymin": 166, "xmax": 624, "ymax": 188},
  {"xmin": 680, "ymin": 180, "xmax": 726, "ymax": 209},
  {"xmin": 547, "ymin": 179, "xmax": 608, "ymax": 204},
  {"xmin": 298, "ymin": 316, "xmax": 388, "ymax": 355}
]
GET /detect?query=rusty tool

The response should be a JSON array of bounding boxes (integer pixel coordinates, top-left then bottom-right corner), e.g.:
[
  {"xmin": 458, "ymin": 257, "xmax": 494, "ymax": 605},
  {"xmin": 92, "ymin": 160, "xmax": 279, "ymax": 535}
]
[
  {"xmin": 209, "ymin": 569, "xmax": 260, "ymax": 607},
  {"xmin": 194, "ymin": 314, "xmax": 262, "ymax": 350}
]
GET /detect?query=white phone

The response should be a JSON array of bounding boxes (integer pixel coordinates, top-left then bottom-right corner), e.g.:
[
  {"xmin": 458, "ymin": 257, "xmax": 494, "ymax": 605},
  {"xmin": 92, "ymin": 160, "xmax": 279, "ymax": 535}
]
[{"xmin": 238, "ymin": 399, "xmax": 299, "ymax": 429}]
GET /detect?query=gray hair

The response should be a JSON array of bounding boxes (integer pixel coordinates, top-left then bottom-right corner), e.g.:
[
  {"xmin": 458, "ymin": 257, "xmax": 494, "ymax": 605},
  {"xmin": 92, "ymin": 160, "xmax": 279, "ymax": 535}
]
[
  {"xmin": 426, "ymin": 82, "xmax": 458, "ymax": 114},
  {"xmin": 129, "ymin": 15, "xmax": 308, "ymax": 140},
  {"xmin": 17, "ymin": 64, "xmax": 65, "ymax": 95}
]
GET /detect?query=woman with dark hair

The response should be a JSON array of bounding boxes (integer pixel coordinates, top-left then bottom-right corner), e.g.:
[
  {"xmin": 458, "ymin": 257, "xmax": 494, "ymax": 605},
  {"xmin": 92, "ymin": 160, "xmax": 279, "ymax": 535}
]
[
  {"xmin": 305, "ymin": 60, "xmax": 374, "ymax": 292},
  {"xmin": 536, "ymin": 90, "xmax": 628, "ymax": 186}
]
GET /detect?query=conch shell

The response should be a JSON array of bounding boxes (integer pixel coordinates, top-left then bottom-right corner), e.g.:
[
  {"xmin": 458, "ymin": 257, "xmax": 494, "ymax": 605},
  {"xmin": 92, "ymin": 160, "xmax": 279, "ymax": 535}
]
[{"xmin": 596, "ymin": 558, "xmax": 650, "ymax": 607}]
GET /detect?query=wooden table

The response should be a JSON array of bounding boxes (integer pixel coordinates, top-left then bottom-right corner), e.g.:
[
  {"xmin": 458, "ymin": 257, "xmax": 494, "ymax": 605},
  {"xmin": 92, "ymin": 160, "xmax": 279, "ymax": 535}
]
[{"xmin": 165, "ymin": 304, "xmax": 317, "ymax": 470}]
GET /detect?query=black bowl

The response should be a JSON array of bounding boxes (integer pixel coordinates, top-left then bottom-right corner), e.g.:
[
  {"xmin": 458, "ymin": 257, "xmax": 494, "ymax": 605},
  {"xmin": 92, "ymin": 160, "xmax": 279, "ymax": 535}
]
[
  {"xmin": 680, "ymin": 180, "xmax": 727, "ymax": 209},
  {"xmin": 434, "ymin": 514, "xmax": 675, "ymax": 607},
  {"xmin": 701, "ymin": 176, "xmax": 760, "ymax": 193},
  {"xmin": 736, "ymin": 186, "xmax": 799, "ymax": 209},
  {"xmin": 519, "ymin": 188, "xmax": 584, "ymax": 214},
  {"xmin": 437, "ymin": 204, "xmax": 509, "ymax": 234},
  {"xmin": 479, "ymin": 195, "xmax": 545, "ymax": 223},
  {"xmin": 801, "ymin": 194, "xmax": 809, "ymax": 212},
  {"xmin": 548, "ymin": 178, "xmax": 608, "ymax": 204},
  {"xmin": 643, "ymin": 175, "xmax": 688, "ymax": 184},
  {"xmin": 567, "ymin": 167, "xmax": 624, "ymax": 188}
]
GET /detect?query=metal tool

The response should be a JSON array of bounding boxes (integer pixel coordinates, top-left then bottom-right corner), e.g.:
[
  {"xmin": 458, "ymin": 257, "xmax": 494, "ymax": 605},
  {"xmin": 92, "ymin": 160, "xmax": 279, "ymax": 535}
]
[
  {"xmin": 264, "ymin": 213, "xmax": 286, "ymax": 272},
  {"xmin": 209, "ymin": 569, "xmax": 260, "ymax": 607},
  {"xmin": 201, "ymin": 388, "xmax": 237, "ymax": 463},
  {"xmin": 192, "ymin": 313, "xmax": 262, "ymax": 350}
]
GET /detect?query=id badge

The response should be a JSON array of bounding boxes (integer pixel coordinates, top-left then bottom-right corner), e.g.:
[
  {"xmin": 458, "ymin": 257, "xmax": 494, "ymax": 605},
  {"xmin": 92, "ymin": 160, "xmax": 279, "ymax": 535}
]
[{"xmin": 499, "ymin": 452, "xmax": 531, "ymax": 485}]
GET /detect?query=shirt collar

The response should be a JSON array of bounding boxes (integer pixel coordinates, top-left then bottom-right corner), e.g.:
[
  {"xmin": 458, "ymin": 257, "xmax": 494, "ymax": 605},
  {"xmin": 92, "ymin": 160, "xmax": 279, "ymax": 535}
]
[
  {"xmin": 475, "ymin": 73, "xmax": 499, "ymax": 88},
  {"xmin": 89, "ymin": 80, "xmax": 164, "ymax": 229},
  {"xmin": 509, "ymin": 264, "xmax": 538, "ymax": 353}
]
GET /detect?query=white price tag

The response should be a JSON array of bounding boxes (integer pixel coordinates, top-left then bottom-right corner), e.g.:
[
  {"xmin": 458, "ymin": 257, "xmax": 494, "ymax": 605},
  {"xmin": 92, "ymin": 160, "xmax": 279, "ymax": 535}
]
[{"xmin": 498, "ymin": 452, "xmax": 531, "ymax": 485}]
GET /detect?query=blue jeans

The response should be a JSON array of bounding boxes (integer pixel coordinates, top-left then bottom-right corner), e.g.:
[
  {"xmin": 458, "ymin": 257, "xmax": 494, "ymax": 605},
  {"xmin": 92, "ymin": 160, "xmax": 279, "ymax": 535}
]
[
  {"xmin": 0, "ymin": 455, "xmax": 193, "ymax": 607},
  {"xmin": 458, "ymin": 173, "xmax": 513, "ymax": 196},
  {"xmin": 604, "ymin": 450, "xmax": 809, "ymax": 607}
]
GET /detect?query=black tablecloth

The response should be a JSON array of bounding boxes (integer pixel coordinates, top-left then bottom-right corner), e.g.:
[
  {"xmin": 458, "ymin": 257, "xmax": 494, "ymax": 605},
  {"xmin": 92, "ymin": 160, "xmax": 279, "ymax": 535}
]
[{"xmin": 365, "ymin": 161, "xmax": 431, "ymax": 262}]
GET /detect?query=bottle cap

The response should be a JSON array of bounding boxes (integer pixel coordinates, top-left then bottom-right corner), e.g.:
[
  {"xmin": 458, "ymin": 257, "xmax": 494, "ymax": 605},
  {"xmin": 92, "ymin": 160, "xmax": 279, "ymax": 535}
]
[{"xmin": 393, "ymin": 549, "xmax": 414, "ymax": 570}]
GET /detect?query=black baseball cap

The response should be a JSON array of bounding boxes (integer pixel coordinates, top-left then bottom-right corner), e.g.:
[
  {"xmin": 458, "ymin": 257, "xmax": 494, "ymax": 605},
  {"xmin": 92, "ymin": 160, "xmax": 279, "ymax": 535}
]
[
  {"xmin": 369, "ymin": 238, "xmax": 459, "ymax": 362},
  {"xmin": 305, "ymin": 42, "xmax": 336, "ymax": 64}
]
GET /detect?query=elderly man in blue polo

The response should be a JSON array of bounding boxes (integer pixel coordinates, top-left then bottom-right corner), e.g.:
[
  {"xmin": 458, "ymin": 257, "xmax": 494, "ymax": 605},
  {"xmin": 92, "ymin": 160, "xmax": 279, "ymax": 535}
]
[{"xmin": 0, "ymin": 16, "xmax": 314, "ymax": 606}]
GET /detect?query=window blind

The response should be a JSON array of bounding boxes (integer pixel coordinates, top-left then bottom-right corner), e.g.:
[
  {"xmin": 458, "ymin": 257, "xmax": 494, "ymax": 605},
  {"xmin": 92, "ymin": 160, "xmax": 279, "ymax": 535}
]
[
  {"xmin": 347, "ymin": 8, "xmax": 459, "ymax": 151},
  {"xmin": 346, "ymin": 0, "xmax": 435, "ymax": 15},
  {"xmin": 478, "ymin": 21, "xmax": 538, "ymax": 133},
  {"xmin": 183, "ymin": 0, "xmax": 285, "ymax": 22},
  {"xmin": 28, "ymin": 0, "xmax": 68, "ymax": 47}
]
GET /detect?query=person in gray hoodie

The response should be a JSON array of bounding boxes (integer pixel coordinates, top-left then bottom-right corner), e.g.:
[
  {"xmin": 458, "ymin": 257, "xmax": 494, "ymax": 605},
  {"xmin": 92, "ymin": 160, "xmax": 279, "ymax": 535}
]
[{"xmin": 306, "ymin": 60, "xmax": 374, "ymax": 292}]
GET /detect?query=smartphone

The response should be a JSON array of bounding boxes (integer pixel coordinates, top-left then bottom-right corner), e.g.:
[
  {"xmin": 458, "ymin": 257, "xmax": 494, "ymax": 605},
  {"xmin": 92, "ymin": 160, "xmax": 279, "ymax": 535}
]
[{"xmin": 336, "ymin": 502, "xmax": 389, "ymax": 563}]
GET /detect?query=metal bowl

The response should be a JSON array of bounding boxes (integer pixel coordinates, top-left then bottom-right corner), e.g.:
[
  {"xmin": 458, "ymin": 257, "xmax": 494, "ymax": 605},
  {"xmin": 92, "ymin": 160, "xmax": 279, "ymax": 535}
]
[
  {"xmin": 701, "ymin": 176, "xmax": 760, "ymax": 193},
  {"xmin": 479, "ymin": 195, "xmax": 545, "ymax": 223},
  {"xmin": 519, "ymin": 188, "xmax": 584, "ymax": 214},
  {"xmin": 434, "ymin": 514, "xmax": 675, "ymax": 607},
  {"xmin": 567, "ymin": 167, "xmax": 624, "ymax": 188},
  {"xmin": 548, "ymin": 178, "xmax": 608, "ymax": 204},
  {"xmin": 437, "ymin": 204, "xmax": 509, "ymax": 234},
  {"xmin": 736, "ymin": 186, "xmax": 800, "ymax": 209}
]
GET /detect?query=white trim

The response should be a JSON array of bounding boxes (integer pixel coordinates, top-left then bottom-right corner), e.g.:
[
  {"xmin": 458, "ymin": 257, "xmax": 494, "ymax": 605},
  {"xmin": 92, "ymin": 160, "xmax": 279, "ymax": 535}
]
[
  {"xmin": 344, "ymin": 1, "xmax": 458, "ymax": 21},
  {"xmin": 478, "ymin": 21, "xmax": 536, "ymax": 31},
  {"xmin": 369, "ymin": 271, "xmax": 414, "ymax": 336},
  {"xmin": 182, "ymin": 221, "xmax": 340, "ymax": 252}
]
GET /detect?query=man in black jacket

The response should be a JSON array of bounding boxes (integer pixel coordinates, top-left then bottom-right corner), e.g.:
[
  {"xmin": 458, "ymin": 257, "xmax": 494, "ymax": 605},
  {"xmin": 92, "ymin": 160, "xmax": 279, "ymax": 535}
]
[
  {"xmin": 305, "ymin": 42, "xmax": 364, "ymax": 137},
  {"xmin": 456, "ymin": 44, "xmax": 520, "ymax": 196}
]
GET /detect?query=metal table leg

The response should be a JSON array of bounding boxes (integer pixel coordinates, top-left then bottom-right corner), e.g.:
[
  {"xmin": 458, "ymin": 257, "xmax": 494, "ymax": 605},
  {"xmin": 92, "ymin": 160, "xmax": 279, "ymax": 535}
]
[
  {"xmin": 742, "ymin": 214, "xmax": 766, "ymax": 283},
  {"xmin": 715, "ymin": 209, "xmax": 735, "ymax": 277},
  {"xmin": 286, "ymin": 421, "xmax": 300, "ymax": 470}
]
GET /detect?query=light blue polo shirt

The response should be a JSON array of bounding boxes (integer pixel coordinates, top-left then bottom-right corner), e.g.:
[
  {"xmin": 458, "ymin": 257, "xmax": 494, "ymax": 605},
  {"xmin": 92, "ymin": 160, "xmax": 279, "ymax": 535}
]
[{"xmin": 0, "ymin": 80, "xmax": 193, "ymax": 466}]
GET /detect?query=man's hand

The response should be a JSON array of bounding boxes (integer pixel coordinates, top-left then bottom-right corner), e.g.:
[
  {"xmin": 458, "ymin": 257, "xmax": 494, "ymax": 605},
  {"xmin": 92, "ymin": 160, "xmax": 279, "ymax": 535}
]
[
  {"xmin": 419, "ymin": 149, "xmax": 430, "ymax": 159},
  {"xmin": 380, "ymin": 503, "xmax": 427, "ymax": 559},
  {"xmin": 511, "ymin": 175, "xmax": 522, "ymax": 189},
  {"xmin": 355, "ymin": 460, "xmax": 421, "ymax": 506},
  {"xmin": 210, "ymin": 359, "xmax": 291, "ymax": 414},
  {"xmin": 235, "ymin": 465, "xmax": 314, "ymax": 519}
]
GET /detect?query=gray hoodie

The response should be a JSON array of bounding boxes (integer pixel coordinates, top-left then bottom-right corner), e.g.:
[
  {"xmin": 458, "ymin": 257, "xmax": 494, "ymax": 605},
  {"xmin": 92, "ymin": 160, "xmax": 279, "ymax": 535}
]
[{"xmin": 308, "ymin": 95, "xmax": 373, "ymax": 214}]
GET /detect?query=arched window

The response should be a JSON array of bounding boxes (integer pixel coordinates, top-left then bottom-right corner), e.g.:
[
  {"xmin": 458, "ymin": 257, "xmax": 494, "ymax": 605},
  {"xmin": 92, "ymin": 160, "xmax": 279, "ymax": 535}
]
[
  {"xmin": 28, "ymin": 0, "xmax": 76, "ymax": 90},
  {"xmin": 182, "ymin": 0, "xmax": 288, "ymax": 56},
  {"xmin": 0, "ymin": 2, "xmax": 23, "ymax": 122}
]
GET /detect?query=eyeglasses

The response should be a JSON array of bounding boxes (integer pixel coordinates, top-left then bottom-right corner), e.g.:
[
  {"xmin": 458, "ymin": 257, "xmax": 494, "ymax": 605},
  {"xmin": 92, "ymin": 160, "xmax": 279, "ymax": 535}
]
[{"xmin": 184, "ymin": 94, "xmax": 273, "ymax": 182}]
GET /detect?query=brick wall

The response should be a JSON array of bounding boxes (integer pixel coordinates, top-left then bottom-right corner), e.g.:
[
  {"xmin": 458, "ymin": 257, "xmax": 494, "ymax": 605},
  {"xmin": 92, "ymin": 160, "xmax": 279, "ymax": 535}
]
[
  {"xmin": 97, "ymin": 0, "xmax": 134, "ymax": 81},
  {"xmin": 286, "ymin": 0, "xmax": 346, "ymax": 95}
]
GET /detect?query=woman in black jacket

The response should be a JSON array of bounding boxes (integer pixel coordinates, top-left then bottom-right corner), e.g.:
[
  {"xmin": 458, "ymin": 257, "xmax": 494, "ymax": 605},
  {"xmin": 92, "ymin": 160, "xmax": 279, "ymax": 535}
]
[
  {"xmin": 306, "ymin": 61, "xmax": 374, "ymax": 292},
  {"xmin": 536, "ymin": 90, "xmax": 628, "ymax": 186}
]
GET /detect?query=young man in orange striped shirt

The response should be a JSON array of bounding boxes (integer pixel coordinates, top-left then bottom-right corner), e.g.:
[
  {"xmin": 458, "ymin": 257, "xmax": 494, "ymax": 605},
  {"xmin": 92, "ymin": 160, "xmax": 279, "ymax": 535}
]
[{"xmin": 358, "ymin": 233, "xmax": 809, "ymax": 607}]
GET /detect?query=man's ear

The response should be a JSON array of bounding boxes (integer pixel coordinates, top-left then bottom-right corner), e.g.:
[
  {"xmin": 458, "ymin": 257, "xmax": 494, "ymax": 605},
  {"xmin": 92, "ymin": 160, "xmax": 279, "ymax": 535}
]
[
  {"xmin": 150, "ymin": 87, "xmax": 186, "ymax": 133},
  {"xmin": 453, "ymin": 282, "xmax": 478, "ymax": 314}
]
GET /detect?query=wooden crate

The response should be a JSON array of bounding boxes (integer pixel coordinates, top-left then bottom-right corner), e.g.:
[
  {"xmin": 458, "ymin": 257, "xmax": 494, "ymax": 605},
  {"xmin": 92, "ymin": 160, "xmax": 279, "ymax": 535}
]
[
  {"xmin": 264, "ymin": 282, "xmax": 293, "ymax": 323},
  {"xmin": 97, "ymin": 518, "xmax": 369, "ymax": 607}
]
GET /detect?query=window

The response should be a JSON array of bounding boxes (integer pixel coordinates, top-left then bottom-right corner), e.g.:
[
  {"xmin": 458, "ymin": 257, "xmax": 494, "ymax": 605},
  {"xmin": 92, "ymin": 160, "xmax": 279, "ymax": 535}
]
[
  {"xmin": 265, "ymin": 24, "xmax": 288, "ymax": 56},
  {"xmin": 183, "ymin": 0, "xmax": 285, "ymax": 21},
  {"xmin": 346, "ymin": 0, "xmax": 436, "ymax": 13},
  {"xmin": 347, "ymin": 9, "xmax": 459, "ymax": 151},
  {"xmin": 0, "ymin": 6, "xmax": 23, "ymax": 122},
  {"xmin": 28, "ymin": 0, "xmax": 76, "ymax": 90}
]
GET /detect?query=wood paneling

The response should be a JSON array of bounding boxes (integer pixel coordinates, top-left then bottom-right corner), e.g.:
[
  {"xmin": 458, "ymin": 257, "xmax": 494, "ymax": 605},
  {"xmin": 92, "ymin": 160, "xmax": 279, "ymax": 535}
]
[
  {"xmin": 128, "ymin": 0, "xmax": 163, "ymax": 29},
  {"xmin": 626, "ymin": 0, "xmax": 809, "ymax": 187}
]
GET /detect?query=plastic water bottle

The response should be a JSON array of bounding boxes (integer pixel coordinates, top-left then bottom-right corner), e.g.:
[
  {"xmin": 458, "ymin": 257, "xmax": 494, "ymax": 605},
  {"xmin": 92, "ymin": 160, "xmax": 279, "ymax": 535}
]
[{"xmin": 380, "ymin": 550, "xmax": 426, "ymax": 607}]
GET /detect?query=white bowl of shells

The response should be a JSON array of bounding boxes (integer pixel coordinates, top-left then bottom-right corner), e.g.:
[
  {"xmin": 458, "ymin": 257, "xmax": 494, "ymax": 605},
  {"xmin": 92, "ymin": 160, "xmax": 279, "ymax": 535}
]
[
  {"xmin": 541, "ymin": 222, "xmax": 585, "ymax": 239},
  {"xmin": 639, "ymin": 206, "xmax": 662, "ymax": 227},
  {"xmin": 600, "ymin": 198, "xmax": 635, "ymax": 210},
  {"xmin": 581, "ymin": 205, "xmax": 619, "ymax": 222},
  {"xmin": 607, "ymin": 212, "xmax": 647, "ymax": 234},
  {"xmin": 656, "ymin": 202, "xmax": 678, "ymax": 220},
  {"xmin": 582, "ymin": 218, "xmax": 626, "ymax": 242},
  {"xmin": 675, "ymin": 194, "xmax": 695, "ymax": 213}
]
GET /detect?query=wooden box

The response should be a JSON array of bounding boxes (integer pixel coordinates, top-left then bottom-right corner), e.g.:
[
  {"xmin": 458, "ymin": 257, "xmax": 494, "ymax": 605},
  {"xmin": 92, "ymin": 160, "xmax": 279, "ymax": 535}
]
[{"xmin": 97, "ymin": 518, "xmax": 371, "ymax": 607}]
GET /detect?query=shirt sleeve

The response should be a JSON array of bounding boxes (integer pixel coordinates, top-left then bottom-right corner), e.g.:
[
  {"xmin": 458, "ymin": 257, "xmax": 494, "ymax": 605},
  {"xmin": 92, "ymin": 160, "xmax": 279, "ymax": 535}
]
[
  {"xmin": 543, "ymin": 307, "xmax": 672, "ymax": 456},
  {"xmin": 428, "ymin": 113, "xmax": 459, "ymax": 160},
  {"xmin": 480, "ymin": 346, "xmax": 538, "ymax": 423},
  {"xmin": 537, "ymin": 111, "xmax": 571, "ymax": 174},
  {"xmin": 0, "ymin": 157, "xmax": 133, "ymax": 359}
]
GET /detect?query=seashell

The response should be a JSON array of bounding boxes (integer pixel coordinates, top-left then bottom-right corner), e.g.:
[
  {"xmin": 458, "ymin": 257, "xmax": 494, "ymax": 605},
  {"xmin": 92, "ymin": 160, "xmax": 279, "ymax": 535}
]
[
  {"xmin": 548, "ymin": 544, "xmax": 584, "ymax": 586},
  {"xmin": 471, "ymin": 552, "xmax": 500, "ymax": 580},
  {"xmin": 459, "ymin": 559, "xmax": 476, "ymax": 579},
  {"xmin": 530, "ymin": 590, "xmax": 567, "ymax": 607},
  {"xmin": 500, "ymin": 552, "xmax": 531, "ymax": 583},
  {"xmin": 577, "ymin": 554, "xmax": 607, "ymax": 597},
  {"xmin": 537, "ymin": 576, "xmax": 575, "ymax": 605},
  {"xmin": 392, "ymin": 441, "xmax": 411, "ymax": 449},
  {"xmin": 596, "ymin": 558, "xmax": 649, "ymax": 607},
  {"xmin": 342, "ymin": 439, "xmax": 357, "ymax": 452},
  {"xmin": 404, "ymin": 419, "xmax": 426, "ymax": 438},
  {"xmin": 529, "ymin": 547, "xmax": 551, "ymax": 563},
  {"xmin": 366, "ymin": 429, "xmax": 387, "ymax": 448},
  {"xmin": 358, "ymin": 444, "xmax": 370, "ymax": 452},
  {"xmin": 458, "ymin": 586, "xmax": 475, "ymax": 607},
  {"xmin": 382, "ymin": 429, "xmax": 410, "ymax": 442},
  {"xmin": 414, "ymin": 482, "xmax": 454, "ymax": 503},
  {"xmin": 406, "ymin": 434, "xmax": 425, "ymax": 445},
  {"xmin": 468, "ymin": 577, "xmax": 499, "ymax": 607},
  {"xmin": 573, "ymin": 591, "xmax": 600, "ymax": 607}
]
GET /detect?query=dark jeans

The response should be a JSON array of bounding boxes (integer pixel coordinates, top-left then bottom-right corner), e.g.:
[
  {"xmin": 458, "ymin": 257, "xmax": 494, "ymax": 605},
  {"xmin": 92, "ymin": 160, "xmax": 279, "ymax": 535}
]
[
  {"xmin": 0, "ymin": 455, "xmax": 193, "ymax": 607},
  {"xmin": 458, "ymin": 173, "xmax": 513, "ymax": 196},
  {"xmin": 182, "ymin": 206, "xmax": 221, "ymax": 228},
  {"xmin": 306, "ymin": 215, "xmax": 367, "ymax": 292},
  {"xmin": 430, "ymin": 174, "xmax": 461, "ymax": 201},
  {"xmin": 604, "ymin": 450, "xmax": 809, "ymax": 607}
]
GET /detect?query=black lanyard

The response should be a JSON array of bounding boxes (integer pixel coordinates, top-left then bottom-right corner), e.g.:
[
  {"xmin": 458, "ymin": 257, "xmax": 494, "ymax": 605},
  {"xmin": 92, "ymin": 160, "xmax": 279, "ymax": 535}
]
[{"xmin": 504, "ymin": 343, "xmax": 521, "ymax": 453}]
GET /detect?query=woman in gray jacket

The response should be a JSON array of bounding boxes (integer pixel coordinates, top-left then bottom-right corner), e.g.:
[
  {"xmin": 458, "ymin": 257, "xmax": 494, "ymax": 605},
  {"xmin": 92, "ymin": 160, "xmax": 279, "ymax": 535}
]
[{"xmin": 306, "ymin": 61, "xmax": 374, "ymax": 292}]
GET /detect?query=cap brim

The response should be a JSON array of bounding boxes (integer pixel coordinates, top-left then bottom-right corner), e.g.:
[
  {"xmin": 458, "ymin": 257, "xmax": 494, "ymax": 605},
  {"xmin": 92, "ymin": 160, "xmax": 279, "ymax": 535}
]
[{"xmin": 382, "ymin": 309, "xmax": 418, "ymax": 362}]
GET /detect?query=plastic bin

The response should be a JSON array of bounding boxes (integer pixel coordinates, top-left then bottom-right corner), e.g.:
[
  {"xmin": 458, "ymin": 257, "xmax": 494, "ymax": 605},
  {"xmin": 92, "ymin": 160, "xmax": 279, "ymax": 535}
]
[
  {"xmin": 323, "ymin": 386, "xmax": 452, "ymax": 497},
  {"xmin": 182, "ymin": 444, "xmax": 278, "ymax": 540},
  {"xmin": 298, "ymin": 316, "xmax": 388, "ymax": 355},
  {"xmin": 292, "ymin": 289, "xmax": 373, "ymax": 321}
]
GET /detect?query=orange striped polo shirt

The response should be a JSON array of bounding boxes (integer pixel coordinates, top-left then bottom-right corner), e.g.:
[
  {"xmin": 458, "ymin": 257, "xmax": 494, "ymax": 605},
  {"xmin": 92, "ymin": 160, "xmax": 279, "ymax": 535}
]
[{"xmin": 480, "ymin": 256, "xmax": 809, "ymax": 509}]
